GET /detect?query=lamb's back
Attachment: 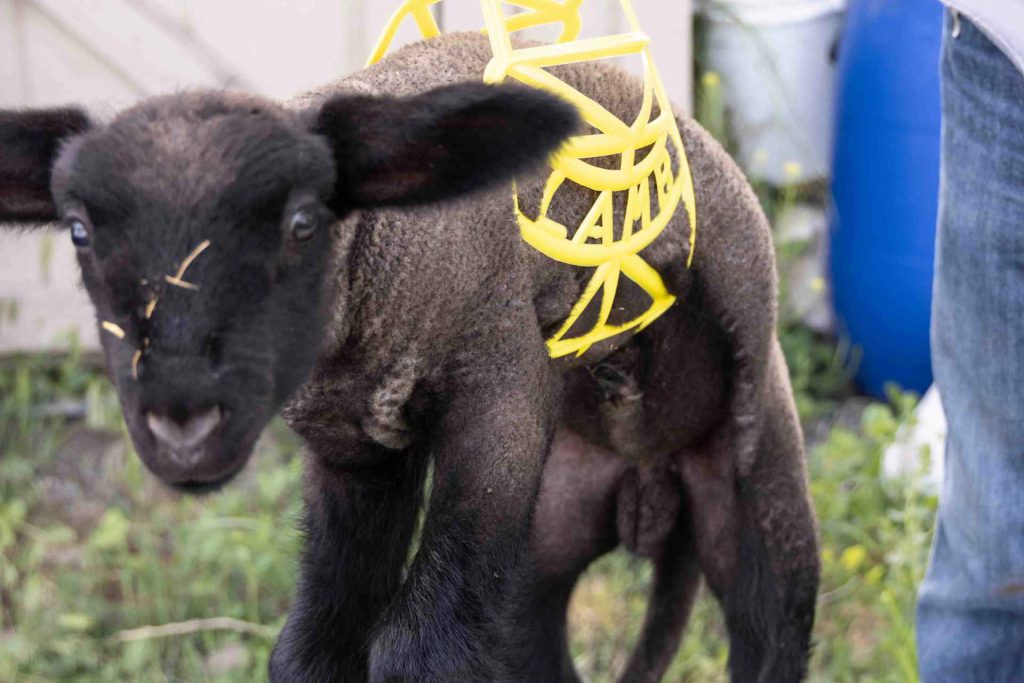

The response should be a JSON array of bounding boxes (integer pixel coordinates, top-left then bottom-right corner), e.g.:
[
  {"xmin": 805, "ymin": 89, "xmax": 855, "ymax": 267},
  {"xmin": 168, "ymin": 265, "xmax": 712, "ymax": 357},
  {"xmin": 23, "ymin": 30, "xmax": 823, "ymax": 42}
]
[{"xmin": 297, "ymin": 33, "xmax": 775, "ymax": 378}]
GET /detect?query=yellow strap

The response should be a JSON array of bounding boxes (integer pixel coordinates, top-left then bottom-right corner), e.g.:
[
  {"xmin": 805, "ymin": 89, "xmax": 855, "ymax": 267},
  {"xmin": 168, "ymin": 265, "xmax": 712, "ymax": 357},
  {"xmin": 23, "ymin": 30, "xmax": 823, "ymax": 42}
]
[{"xmin": 369, "ymin": 0, "xmax": 698, "ymax": 357}]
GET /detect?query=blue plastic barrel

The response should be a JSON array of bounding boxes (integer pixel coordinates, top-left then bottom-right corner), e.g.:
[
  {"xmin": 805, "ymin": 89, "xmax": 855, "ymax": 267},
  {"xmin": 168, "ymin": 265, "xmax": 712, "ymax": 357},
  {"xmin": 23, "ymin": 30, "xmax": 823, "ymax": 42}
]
[{"xmin": 829, "ymin": 0, "xmax": 944, "ymax": 398}]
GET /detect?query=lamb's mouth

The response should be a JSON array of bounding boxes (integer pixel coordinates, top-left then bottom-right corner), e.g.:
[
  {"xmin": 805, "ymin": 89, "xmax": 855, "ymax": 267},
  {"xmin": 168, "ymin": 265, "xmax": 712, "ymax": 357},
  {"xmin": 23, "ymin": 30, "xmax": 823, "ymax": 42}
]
[{"xmin": 168, "ymin": 466, "xmax": 245, "ymax": 495}]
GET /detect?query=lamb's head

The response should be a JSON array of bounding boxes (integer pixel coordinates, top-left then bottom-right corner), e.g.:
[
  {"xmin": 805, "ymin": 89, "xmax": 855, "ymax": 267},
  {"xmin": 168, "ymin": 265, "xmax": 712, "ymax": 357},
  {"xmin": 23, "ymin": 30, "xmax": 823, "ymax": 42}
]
[{"xmin": 0, "ymin": 83, "xmax": 578, "ymax": 492}]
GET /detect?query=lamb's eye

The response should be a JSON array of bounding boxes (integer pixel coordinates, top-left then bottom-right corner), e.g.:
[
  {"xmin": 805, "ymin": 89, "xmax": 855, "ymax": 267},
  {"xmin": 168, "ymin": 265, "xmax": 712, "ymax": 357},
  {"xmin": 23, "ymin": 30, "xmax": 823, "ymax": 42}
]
[
  {"xmin": 69, "ymin": 219, "xmax": 91, "ymax": 247},
  {"xmin": 289, "ymin": 208, "xmax": 319, "ymax": 242}
]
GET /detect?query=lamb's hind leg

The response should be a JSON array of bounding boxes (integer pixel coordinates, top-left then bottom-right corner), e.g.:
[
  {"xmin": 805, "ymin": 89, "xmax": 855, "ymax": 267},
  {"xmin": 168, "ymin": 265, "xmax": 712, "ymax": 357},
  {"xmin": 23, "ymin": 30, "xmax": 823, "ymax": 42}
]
[
  {"xmin": 519, "ymin": 429, "xmax": 702, "ymax": 683},
  {"xmin": 512, "ymin": 429, "xmax": 628, "ymax": 682},
  {"xmin": 678, "ymin": 348, "xmax": 819, "ymax": 682}
]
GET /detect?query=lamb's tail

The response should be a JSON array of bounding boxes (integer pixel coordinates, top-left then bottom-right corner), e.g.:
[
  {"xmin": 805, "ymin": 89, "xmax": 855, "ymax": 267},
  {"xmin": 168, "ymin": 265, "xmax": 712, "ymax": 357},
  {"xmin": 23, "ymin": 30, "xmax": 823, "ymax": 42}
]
[
  {"xmin": 617, "ymin": 504, "xmax": 702, "ymax": 683},
  {"xmin": 610, "ymin": 475, "xmax": 700, "ymax": 683}
]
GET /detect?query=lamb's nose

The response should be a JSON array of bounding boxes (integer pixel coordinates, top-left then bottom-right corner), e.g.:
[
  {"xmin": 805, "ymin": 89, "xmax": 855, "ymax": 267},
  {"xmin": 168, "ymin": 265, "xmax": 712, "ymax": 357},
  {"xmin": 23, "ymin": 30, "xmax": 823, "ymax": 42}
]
[{"xmin": 146, "ymin": 405, "xmax": 222, "ymax": 458}]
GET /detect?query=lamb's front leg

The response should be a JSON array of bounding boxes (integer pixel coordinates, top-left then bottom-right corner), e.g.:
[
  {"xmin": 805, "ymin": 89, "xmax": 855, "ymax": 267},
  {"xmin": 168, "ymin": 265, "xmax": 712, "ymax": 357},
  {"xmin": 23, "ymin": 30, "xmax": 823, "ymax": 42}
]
[
  {"xmin": 369, "ymin": 336, "xmax": 559, "ymax": 682},
  {"xmin": 270, "ymin": 450, "xmax": 428, "ymax": 682}
]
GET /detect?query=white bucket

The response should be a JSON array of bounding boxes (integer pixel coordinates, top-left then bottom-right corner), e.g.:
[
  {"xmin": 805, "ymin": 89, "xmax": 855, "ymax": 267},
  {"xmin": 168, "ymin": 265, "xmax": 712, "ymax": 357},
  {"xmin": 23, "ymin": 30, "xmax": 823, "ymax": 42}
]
[{"xmin": 697, "ymin": 0, "xmax": 846, "ymax": 185}]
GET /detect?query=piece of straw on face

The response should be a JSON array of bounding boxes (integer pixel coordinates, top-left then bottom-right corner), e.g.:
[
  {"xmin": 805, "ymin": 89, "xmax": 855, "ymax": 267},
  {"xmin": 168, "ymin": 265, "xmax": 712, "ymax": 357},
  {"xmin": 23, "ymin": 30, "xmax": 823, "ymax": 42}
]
[
  {"xmin": 164, "ymin": 239, "xmax": 211, "ymax": 291},
  {"xmin": 131, "ymin": 350, "xmax": 142, "ymax": 380},
  {"xmin": 102, "ymin": 321, "xmax": 126, "ymax": 339}
]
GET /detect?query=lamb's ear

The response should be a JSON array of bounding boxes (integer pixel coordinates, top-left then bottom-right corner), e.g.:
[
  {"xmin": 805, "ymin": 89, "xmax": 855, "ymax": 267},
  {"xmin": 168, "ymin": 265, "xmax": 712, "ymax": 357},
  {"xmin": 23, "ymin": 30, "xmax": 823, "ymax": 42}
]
[
  {"xmin": 0, "ymin": 107, "xmax": 91, "ymax": 224},
  {"xmin": 313, "ymin": 82, "xmax": 580, "ymax": 210}
]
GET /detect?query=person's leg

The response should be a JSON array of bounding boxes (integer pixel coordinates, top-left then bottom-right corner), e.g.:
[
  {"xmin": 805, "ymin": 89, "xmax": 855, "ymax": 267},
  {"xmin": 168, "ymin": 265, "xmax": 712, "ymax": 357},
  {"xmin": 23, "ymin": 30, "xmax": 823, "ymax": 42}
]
[{"xmin": 917, "ymin": 11, "xmax": 1024, "ymax": 682}]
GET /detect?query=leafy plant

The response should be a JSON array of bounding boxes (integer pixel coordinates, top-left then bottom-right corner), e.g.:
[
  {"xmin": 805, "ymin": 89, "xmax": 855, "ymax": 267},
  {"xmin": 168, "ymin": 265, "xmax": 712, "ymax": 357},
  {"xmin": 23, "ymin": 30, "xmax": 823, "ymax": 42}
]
[{"xmin": 0, "ymin": 352, "xmax": 304, "ymax": 681}]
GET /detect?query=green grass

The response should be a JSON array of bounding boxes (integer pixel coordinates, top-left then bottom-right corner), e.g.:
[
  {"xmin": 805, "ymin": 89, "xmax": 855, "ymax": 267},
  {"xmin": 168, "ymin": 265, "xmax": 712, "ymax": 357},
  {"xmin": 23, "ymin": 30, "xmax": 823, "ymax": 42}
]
[
  {"xmin": 0, "ymin": 333, "xmax": 935, "ymax": 681},
  {"xmin": 0, "ymin": 345, "xmax": 303, "ymax": 681},
  {"xmin": 568, "ymin": 388, "xmax": 935, "ymax": 683}
]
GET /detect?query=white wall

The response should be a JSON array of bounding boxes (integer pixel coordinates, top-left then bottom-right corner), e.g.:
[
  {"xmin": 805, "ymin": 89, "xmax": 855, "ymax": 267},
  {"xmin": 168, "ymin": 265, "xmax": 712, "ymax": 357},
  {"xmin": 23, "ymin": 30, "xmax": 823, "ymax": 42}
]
[{"xmin": 0, "ymin": 0, "xmax": 692, "ymax": 353}]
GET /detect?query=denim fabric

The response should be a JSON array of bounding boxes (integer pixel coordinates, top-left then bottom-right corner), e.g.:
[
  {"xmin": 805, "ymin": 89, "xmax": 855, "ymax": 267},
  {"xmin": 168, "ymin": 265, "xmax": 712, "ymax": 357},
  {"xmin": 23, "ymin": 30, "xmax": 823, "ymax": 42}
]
[
  {"xmin": 916, "ymin": 11, "xmax": 1024, "ymax": 683},
  {"xmin": 941, "ymin": 1, "xmax": 1024, "ymax": 78}
]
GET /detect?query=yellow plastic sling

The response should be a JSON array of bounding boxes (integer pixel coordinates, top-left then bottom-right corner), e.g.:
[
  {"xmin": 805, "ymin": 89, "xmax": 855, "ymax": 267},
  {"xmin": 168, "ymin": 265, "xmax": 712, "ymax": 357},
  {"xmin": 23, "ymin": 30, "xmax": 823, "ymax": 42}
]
[{"xmin": 368, "ymin": 0, "xmax": 697, "ymax": 358}]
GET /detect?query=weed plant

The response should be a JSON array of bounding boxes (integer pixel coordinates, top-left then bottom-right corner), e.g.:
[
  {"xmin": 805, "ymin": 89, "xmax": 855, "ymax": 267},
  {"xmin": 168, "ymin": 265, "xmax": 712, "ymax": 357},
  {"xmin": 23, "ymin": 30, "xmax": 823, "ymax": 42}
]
[{"xmin": 0, "ymin": 340, "xmax": 936, "ymax": 682}]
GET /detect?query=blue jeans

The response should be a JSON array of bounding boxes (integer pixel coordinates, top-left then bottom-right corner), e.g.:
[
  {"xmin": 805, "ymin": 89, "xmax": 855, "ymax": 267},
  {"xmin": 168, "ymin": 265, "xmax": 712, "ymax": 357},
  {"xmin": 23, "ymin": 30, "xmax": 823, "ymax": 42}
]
[{"xmin": 916, "ymin": 11, "xmax": 1024, "ymax": 682}]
